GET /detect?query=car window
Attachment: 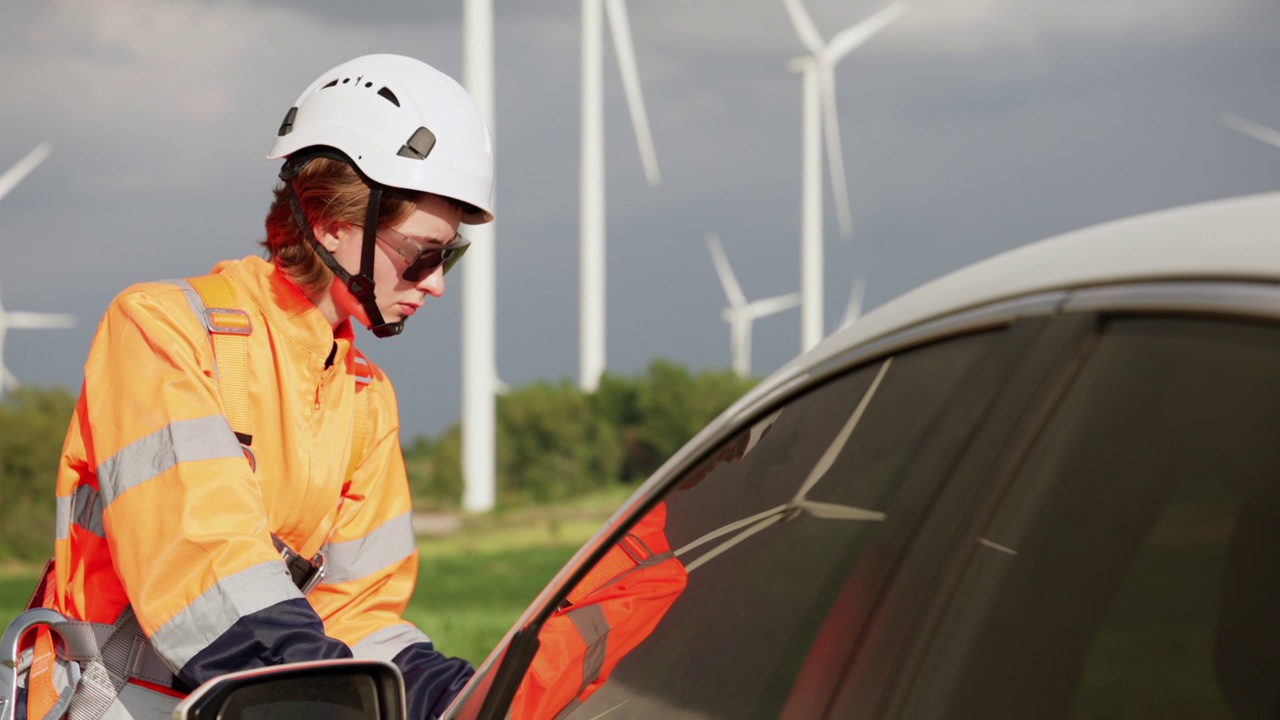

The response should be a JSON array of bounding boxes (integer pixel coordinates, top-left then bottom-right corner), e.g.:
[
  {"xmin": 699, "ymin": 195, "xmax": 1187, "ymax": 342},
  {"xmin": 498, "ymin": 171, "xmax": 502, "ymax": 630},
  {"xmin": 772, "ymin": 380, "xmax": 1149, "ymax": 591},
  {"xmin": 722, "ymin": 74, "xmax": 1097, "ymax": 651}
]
[
  {"xmin": 901, "ymin": 315, "xmax": 1280, "ymax": 719},
  {"xmin": 507, "ymin": 327, "xmax": 1030, "ymax": 719}
]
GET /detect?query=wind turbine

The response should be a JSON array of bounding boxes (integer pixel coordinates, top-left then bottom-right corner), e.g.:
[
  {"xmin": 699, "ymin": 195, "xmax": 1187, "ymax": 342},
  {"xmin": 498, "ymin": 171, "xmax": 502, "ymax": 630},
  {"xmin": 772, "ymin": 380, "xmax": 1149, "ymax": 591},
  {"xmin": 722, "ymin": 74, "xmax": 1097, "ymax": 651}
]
[
  {"xmin": 782, "ymin": 0, "xmax": 906, "ymax": 352},
  {"xmin": 707, "ymin": 233, "xmax": 800, "ymax": 379},
  {"xmin": 1222, "ymin": 112, "xmax": 1280, "ymax": 150},
  {"xmin": 579, "ymin": 0, "xmax": 661, "ymax": 392},
  {"xmin": 0, "ymin": 283, "xmax": 75, "ymax": 395},
  {"xmin": 0, "ymin": 143, "xmax": 71, "ymax": 396}
]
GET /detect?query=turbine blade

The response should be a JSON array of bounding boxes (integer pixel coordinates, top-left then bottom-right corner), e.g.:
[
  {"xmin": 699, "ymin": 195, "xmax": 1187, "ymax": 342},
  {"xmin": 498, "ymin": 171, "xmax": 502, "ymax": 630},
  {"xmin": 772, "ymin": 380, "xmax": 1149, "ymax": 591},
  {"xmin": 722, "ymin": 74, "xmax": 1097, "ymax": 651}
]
[
  {"xmin": 781, "ymin": 0, "xmax": 826, "ymax": 56},
  {"xmin": 706, "ymin": 233, "xmax": 748, "ymax": 308},
  {"xmin": 1222, "ymin": 112, "xmax": 1280, "ymax": 150},
  {"xmin": 6, "ymin": 312, "xmax": 76, "ymax": 329},
  {"xmin": 800, "ymin": 500, "xmax": 887, "ymax": 521},
  {"xmin": 825, "ymin": 2, "xmax": 908, "ymax": 63},
  {"xmin": 604, "ymin": 0, "xmax": 661, "ymax": 186},
  {"xmin": 841, "ymin": 275, "xmax": 865, "ymax": 328},
  {"xmin": 0, "ymin": 142, "xmax": 53, "ymax": 204},
  {"xmin": 748, "ymin": 292, "xmax": 801, "ymax": 319},
  {"xmin": 818, "ymin": 65, "xmax": 855, "ymax": 238}
]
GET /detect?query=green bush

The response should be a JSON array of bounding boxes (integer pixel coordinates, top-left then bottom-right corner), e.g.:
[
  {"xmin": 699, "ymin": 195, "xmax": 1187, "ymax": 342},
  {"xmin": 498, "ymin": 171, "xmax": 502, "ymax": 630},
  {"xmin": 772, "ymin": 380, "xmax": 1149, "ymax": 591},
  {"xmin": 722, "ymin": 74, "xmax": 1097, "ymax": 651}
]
[
  {"xmin": 404, "ymin": 427, "xmax": 463, "ymax": 511},
  {"xmin": 404, "ymin": 359, "xmax": 756, "ymax": 510},
  {"xmin": 0, "ymin": 387, "xmax": 76, "ymax": 561}
]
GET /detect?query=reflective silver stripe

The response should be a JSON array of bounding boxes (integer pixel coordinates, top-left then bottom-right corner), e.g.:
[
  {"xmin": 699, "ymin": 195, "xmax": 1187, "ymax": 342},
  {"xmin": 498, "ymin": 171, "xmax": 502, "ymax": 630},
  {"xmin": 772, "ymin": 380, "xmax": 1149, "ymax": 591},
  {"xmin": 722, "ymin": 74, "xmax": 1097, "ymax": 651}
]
[
  {"xmin": 56, "ymin": 485, "xmax": 106, "ymax": 540},
  {"xmin": 149, "ymin": 560, "xmax": 301, "ymax": 669},
  {"xmin": 320, "ymin": 512, "xmax": 415, "ymax": 585},
  {"xmin": 566, "ymin": 604, "xmax": 610, "ymax": 688},
  {"xmin": 351, "ymin": 623, "xmax": 431, "ymax": 663},
  {"xmin": 178, "ymin": 281, "xmax": 212, "ymax": 333},
  {"xmin": 179, "ymin": 280, "xmax": 220, "ymax": 377},
  {"xmin": 96, "ymin": 415, "xmax": 243, "ymax": 507}
]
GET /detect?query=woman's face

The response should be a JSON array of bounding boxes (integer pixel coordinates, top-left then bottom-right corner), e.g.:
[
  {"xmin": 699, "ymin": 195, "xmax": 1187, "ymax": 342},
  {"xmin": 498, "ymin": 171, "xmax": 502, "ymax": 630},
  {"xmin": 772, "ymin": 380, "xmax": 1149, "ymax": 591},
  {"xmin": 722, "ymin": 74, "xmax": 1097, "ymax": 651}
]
[{"xmin": 324, "ymin": 193, "xmax": 464, "ymax": 330}]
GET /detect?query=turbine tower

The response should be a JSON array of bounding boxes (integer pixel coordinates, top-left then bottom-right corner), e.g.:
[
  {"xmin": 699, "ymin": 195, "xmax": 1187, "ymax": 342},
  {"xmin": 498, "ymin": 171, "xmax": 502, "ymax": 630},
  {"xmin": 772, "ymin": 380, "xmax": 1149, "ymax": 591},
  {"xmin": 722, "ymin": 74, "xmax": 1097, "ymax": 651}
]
[
  {"xmin": 580, "ymin": 0, "xmax": 661, "ymax": 391},
  {"xmin": 782, "ymin": 0, "xmax": 906, "ymax": 352},
  {"xmin": 707, "ymin": 233, "xmax": 800, "ymax": 378},
  {"xmin": 0, "ymin": 284, "xmax": 75, "ymax": 395},
  {"xmin": 461, "ymin": 0, "xmax": 498, "ymax": 513}
]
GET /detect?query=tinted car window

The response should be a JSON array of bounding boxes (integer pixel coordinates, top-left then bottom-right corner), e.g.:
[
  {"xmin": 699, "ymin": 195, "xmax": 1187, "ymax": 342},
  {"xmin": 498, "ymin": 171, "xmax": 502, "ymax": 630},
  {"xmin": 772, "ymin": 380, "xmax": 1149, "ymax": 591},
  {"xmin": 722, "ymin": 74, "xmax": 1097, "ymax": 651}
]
[
  {"xmin": 510, "ymin": 328, "xmax": 1028, "ymax": 719},
  {"xmin": 902, "ymin": 315, "xmax": 1280, "ymax": 719}
]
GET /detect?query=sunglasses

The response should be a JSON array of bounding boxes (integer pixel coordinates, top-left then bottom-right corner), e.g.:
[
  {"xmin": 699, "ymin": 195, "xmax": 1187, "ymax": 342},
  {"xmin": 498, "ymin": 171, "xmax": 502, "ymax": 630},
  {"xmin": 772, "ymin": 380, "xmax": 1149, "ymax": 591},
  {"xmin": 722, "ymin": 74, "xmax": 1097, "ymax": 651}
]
[{"xmin": 375, "ymin": 228, "xmax": 471, "ymax": 282}]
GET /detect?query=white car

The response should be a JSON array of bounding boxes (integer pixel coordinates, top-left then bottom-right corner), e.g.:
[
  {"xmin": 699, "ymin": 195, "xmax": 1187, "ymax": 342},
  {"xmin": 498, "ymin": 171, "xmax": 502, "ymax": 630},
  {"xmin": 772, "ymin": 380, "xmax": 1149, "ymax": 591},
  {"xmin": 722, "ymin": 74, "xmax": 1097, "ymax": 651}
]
[{"xmin": 445, "ymin": 191, "xmax": 1280, "ymax": 719}]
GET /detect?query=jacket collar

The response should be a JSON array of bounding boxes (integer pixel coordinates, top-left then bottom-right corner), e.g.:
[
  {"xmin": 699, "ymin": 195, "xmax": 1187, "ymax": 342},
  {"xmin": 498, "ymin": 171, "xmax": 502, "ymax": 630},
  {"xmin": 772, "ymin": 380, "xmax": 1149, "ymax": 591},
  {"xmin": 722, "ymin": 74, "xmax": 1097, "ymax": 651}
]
[{"xmin": 211, "ymin": 256, "xmax": 356, "ymax": 364}]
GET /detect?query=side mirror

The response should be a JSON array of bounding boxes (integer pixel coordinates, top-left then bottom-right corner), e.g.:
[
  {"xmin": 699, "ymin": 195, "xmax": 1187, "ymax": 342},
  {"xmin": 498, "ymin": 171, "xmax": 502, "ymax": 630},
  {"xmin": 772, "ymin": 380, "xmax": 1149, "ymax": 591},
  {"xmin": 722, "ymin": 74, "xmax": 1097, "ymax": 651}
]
[{"xmin": 173, "ymin": 659, "xmax": 405, "ymax": 720}]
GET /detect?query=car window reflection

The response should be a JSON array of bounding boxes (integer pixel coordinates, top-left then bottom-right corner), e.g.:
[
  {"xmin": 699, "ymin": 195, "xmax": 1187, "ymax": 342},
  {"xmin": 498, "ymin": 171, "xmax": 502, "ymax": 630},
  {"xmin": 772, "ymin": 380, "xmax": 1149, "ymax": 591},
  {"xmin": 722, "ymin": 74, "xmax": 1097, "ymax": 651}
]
[
  {"xmin": 673, "ymin": 359, "xmax": 892, "ymax": 573},
  {"xmin": 510, "ymin": 330, "xmax": 1007, "ymax": 719}
]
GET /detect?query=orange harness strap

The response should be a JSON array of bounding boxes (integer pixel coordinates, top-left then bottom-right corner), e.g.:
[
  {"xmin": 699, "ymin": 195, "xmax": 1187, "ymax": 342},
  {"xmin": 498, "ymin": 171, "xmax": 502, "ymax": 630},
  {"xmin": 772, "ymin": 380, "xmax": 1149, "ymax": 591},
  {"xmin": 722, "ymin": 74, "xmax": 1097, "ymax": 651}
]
[
  {"xmin": 186, "ymin": 275, "xmax": 253, "ymax": 443},
  {"xmin": 25, "ymin": 571, "xmax": 61, "ymax": 720}
]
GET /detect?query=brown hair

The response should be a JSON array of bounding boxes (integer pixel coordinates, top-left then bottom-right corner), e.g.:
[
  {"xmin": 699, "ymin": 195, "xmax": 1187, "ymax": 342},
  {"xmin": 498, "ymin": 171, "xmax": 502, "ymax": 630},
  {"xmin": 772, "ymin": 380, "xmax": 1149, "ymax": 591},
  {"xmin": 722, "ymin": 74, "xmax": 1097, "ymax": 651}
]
[{"xmin": 261, "ymin": 158, "xmax": 423, "ymax": 296}]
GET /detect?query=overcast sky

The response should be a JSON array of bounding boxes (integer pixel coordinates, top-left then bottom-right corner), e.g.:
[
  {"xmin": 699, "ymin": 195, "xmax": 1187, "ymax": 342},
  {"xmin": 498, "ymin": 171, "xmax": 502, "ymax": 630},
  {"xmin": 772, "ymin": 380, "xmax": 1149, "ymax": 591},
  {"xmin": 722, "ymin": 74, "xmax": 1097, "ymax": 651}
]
[{"xmin": 2, "ymin": 0, "xmax": 1279, "ymax": 439}]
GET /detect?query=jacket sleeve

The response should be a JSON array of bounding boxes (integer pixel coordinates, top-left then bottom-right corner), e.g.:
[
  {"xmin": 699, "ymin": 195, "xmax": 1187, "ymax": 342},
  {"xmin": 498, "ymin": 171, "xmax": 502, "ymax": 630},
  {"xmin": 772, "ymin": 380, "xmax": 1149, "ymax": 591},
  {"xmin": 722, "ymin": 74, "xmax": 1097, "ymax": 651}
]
[
  {"xmin": 78, "ymin": 284, "xmax": 350, "ymax": 687},
  {"xmin": 308, "ymin": 372, "xmax": 473, "ymax": 719}
]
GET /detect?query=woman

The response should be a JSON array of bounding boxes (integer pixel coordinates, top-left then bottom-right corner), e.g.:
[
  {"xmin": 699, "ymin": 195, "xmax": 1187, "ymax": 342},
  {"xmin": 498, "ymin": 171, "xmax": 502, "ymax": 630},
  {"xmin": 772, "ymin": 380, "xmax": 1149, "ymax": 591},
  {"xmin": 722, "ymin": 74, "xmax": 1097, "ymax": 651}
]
[{"xmin": 31, "ymin": 54, "xmax": 493, "ymax": 720}]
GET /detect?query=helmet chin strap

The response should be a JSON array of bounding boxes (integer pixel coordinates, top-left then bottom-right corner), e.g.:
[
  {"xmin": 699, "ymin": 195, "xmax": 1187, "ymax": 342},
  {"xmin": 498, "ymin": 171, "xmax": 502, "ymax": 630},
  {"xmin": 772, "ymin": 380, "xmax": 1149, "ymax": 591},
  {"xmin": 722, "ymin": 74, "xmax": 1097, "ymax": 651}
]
[{"xmin": 281, "ymin": 152, "xmax": 406, "ymax": 338}]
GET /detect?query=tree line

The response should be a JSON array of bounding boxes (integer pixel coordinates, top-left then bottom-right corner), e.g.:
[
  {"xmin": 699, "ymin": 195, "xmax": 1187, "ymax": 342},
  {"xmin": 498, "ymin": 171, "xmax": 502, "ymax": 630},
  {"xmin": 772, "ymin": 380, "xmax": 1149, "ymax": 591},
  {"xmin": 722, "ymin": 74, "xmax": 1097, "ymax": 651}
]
[{"xmin": 0, "ymin": 360, "xmax": 755, "ymax": 561}]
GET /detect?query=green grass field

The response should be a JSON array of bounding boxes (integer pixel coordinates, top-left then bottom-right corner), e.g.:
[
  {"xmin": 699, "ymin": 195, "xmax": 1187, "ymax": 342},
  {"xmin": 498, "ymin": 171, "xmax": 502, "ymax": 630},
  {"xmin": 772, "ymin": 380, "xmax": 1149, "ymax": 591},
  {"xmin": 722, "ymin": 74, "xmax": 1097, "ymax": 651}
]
[{"xmin": 0, "ymin": 487, "xmax": 633, "ymax": 667}]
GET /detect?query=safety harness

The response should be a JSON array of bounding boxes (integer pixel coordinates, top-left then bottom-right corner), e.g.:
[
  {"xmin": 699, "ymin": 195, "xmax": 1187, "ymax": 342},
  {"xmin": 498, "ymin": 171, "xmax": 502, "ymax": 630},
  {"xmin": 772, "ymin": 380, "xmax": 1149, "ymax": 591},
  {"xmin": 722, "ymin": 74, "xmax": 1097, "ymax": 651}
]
[{"xmin": 10, "ymin": 274, "xmax": 372, "ymax": 720}]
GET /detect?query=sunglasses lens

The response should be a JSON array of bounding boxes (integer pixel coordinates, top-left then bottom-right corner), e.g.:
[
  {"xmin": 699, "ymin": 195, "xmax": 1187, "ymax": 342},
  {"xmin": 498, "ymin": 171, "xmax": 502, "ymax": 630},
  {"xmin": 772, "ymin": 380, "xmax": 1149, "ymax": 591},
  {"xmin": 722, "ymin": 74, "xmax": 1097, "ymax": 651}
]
[
  {"xmin": 402, "ymin": 245, "xmax": 469, "ymax": 283},
  {"xmin": 442, "ymin": 243, "xmax": 467, "ymax": 274},
  {"xmin": 403, "ymin": 250, "xmax": 446, "ymax": 283},
  {"xmin": 396, "ymin": 236, "xmax": 470, "ymax": 283}
]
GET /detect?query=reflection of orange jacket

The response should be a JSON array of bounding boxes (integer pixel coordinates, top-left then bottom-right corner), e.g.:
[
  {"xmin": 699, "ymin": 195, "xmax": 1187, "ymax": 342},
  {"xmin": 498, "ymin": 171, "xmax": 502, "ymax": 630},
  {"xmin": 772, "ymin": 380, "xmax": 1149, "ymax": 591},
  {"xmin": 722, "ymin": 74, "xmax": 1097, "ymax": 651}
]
[
  {"xmin": 49, "ymin": 257, "xmax": 430, "ymax": 687},
  {"xmin": 511, "ymin": 502, "xmax": 688, "ymax": 720}
]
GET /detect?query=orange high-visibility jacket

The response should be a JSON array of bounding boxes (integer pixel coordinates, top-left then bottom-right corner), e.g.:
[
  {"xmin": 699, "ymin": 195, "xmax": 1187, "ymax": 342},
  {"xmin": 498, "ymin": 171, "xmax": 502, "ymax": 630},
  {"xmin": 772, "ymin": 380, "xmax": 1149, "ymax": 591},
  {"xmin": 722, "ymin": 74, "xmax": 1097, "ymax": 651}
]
[{"xmin": 47, "ymin": 257, "xmax": 463, "ymax": 704}]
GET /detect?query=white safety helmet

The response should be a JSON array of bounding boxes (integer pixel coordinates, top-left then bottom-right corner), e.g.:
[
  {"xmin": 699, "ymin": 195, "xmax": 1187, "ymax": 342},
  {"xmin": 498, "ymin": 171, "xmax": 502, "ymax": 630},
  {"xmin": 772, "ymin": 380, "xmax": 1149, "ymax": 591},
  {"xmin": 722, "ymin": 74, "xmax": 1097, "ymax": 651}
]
[{"xmin": 267, "ymin": 53, "xmax": 494, "ymax": 224}]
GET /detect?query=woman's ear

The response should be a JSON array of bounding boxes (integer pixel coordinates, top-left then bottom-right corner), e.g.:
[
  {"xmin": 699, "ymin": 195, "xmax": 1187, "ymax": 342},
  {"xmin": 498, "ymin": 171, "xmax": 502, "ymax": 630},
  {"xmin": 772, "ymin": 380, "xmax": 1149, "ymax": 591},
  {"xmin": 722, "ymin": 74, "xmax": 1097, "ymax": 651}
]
[{"xmin": 314, "ymin": 222, "xmax": 348, "ymax": 253}]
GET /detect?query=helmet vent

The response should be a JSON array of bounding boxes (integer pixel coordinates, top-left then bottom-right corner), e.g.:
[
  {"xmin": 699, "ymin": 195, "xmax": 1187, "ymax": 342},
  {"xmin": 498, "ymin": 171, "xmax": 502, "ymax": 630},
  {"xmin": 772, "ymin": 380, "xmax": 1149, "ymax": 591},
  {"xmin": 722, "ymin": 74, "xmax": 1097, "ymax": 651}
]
[
  {"xmin": 397, "ymin": 127, "xmax": 437, "ymax": 160},
  {"xmin": 321, "ymin": 79, "xmax": 339, "ymax": 89},
  {"xmin": 377, "ymin": 87, "xmax": 401, "ymax": 107},
  {"xmin": 277, "ymin": 107, "xmax": 298, "ymax": 137}
]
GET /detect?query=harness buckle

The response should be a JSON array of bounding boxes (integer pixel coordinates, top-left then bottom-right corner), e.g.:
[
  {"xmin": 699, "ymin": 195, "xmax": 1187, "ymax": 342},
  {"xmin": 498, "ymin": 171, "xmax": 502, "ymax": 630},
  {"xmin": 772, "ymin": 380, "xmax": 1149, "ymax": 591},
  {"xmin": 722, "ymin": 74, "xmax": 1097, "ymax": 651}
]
[
  {"xmin": 204, "ymin": 307, "xmax": 252, "ymax": 335},
  {"xmin": 273, "ymin": 536, "xmax": 326, "ymax": 595}
]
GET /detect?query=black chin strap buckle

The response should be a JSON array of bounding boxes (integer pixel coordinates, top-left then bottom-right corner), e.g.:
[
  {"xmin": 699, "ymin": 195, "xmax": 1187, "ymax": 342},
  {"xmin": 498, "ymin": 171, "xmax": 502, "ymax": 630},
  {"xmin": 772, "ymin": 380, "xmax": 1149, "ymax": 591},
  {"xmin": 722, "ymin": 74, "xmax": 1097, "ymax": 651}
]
[
  {"xmin": 371, "ymin": 321, "xmax": 405, "ymax": 338},
  {"xmin": 348, "ymin": 274, "xmax": 376, "ymax": 303}
]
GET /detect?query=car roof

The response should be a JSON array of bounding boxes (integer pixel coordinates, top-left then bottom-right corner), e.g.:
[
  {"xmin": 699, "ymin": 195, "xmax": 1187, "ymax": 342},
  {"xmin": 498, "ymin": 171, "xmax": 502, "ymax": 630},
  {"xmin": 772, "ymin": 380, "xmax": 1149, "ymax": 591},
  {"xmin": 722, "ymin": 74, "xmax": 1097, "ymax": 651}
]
[{"xmin": 714, "ymin": 190, "xmax": 1280, "ymax": 430}]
